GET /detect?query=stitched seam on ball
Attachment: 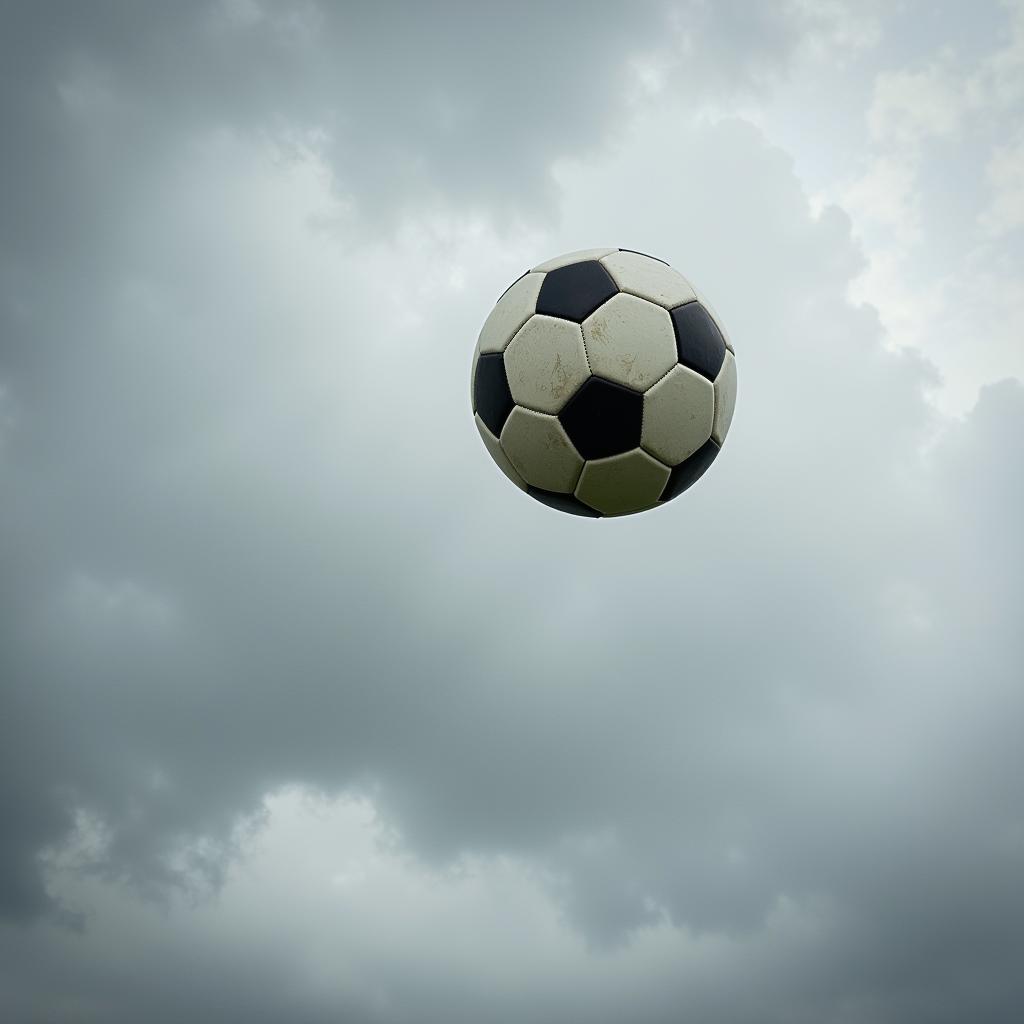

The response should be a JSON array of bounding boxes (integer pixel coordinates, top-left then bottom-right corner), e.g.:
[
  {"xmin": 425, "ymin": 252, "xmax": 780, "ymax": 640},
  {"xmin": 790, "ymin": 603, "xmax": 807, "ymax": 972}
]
[
  {"xmin": 499, "ymin": 313, "xmax": 533, "ymax": 353},
  {"xmin": 506, "ymin": 399, "xmax": 570, "ymax": 419},
  {"xmin": 640, "ymin": 362, "xmax": 677, "ymax": 443},
  {"xmin": 622, "ymin": 286, "xmax": 696, "ymax": 311},
  {"xmin": 497, "ymin": 410, "xmax": 584, "ymax": 492},
  {"xmin": 638, "ymin": 441, "xmax": 673, "ymax": 471},
  {"xmin": 577, "ymin": 321, "xmax": 592, "ymax": 376}
]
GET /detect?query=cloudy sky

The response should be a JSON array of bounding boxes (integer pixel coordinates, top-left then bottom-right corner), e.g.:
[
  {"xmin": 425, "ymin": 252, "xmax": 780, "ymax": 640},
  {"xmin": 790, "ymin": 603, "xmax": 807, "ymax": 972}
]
[{"xmin": 2, "ymin": 1, "xmax": 1023, "ymax": 1020}]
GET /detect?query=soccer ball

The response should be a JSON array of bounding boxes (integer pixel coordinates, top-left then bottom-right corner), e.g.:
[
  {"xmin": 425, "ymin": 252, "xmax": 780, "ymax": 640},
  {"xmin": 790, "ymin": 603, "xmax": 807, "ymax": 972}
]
[{"xmin": 470, "ymin": 248, "xmax": 737, "ymax": 517}]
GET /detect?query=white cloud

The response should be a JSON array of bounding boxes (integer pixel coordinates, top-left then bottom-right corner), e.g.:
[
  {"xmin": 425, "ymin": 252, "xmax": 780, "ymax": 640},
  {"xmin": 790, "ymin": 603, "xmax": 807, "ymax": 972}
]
[
  {"xmin": 813, "ymin": 5, "xmax": 1024, "ymax": 413},
  {"xmin": 867, "ymin": 50, "xmax": 972, "ymax": 148},
  {"xmin": 788, "ymin": 0, "xmax": 883, "ymax": 62},
  {"xmin": 838, "ymin": 152, "xmax": 921, "ymax": 244}
]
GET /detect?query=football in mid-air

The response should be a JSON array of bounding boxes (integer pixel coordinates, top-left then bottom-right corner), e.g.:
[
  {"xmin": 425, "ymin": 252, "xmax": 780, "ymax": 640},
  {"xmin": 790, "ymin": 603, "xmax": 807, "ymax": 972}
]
[{"xmin": 471, "ymin": 248, "xmax": 737, "ymax": 517}]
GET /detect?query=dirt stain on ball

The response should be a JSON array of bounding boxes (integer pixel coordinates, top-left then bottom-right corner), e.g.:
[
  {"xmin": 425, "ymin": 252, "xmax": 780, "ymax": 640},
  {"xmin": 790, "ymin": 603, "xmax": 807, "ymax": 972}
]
[{"xmin": 550, "ymin": 353, "xmax": 570, "ymax": 399}]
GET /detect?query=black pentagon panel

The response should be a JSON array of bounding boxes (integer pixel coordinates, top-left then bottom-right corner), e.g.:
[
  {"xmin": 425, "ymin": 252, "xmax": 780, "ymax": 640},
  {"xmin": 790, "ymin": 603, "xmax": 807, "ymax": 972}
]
[
  {"xmin": 527, "ymin": 486, "xmax": 602, "ymax": 518},
  {"xmin": 535, "ymin": 260, "xmax": 618, "ymax": 323},
  {"xmin": 670, "ymin": 302, "xmax": 727, "ymax": 381},
  {"xmin": 558, "ymin": 376, "xmax": 643, "ymax": 460},
  {"xmin": 618, "ymin": 248, "xmax": 668, "ymax": 265},
  {"xmin": 474, "ymin": 352, "xmax": 514, "ymax": 437},
  {"xmin": 659, "ymin": 439, "xmax": 721, "ymax": 502}
]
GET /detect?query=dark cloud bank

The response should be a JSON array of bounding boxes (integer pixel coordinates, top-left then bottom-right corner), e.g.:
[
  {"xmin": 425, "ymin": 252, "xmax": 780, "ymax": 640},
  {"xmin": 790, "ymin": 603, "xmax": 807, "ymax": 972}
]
[{"xmin": 2, "ymin": 2, "xmax": 1023, "ymax": 1022}]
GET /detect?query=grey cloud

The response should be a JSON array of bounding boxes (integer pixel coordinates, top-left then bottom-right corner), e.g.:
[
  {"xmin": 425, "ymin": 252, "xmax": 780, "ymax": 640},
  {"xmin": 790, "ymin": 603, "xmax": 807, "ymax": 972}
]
[
  {"xmin": 0, "ymin": 0, "xmax": 814, "ymax": 258},
  {"xmin": 2, "ymin": 3, "xmax": 1023, "ymax": 1023},
  {"xmin": 0, "ymin": 0, "xmax": 829, "ymax": 923}
]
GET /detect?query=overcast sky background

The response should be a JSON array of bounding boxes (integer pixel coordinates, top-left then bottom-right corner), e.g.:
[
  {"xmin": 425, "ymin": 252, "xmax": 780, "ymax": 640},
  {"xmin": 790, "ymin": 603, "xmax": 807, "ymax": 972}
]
[{"xmin": 1, "ymin": 1, "xmax": 1022, "ymax": 1021}]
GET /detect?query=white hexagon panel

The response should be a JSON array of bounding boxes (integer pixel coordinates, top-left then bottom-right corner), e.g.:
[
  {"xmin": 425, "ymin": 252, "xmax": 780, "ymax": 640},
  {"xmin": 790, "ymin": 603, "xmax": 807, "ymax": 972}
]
[
  {"xmin": 499, "ymin": 406, "xmax": 584, "ymax": 494},
  {"xmin": 599, "ymin": 249, "xmax": 697, "ymax": 309},
  {"xmin": 712, "ymin": 350, "xmax": 737, "ymax": 446},
  {"xmin": 641, "ymin": 364, "xmax": 714, "ymax": 467},
  {"xmin": 582, "ymin": 294, "xmax": 676, "ymax": 392},
  {"xmin": 476, "ymin": 272, "xmax": 545, "ymax": 354},
  {"xmin": 575, "ymin": 448, "xmax": 670, "ymax": 516},
  {"xmin": 470, "ymin": 345, "xmax": 480, "ymax": 413},
  {"xmin": 474, "ymin": 414, "xmax": 526, "ymax": 491},
  {"xmin": 504, "ymin": 315, "xmax": 590, "ymax": 414},
  {"xmin": 472, "ymin": 248, "xmax": 737, "ymax": 517}
]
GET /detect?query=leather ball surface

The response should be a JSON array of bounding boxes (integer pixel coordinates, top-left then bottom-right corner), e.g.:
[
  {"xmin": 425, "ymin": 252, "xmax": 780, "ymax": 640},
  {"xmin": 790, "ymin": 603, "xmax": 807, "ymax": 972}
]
[{"xmin": 471, "ymin": 248, "xmax": 736, "ymax": 517}]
